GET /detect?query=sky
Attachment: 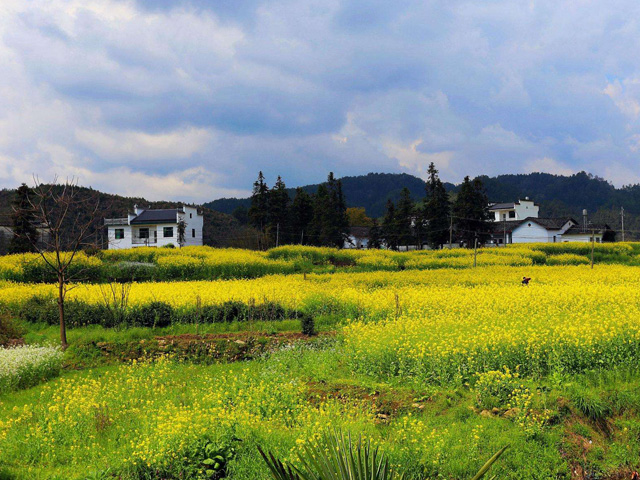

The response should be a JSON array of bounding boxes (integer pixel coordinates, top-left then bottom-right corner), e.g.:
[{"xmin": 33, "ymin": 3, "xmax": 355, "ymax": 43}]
[{"xmin": 1, "ymin": 0, "xmax": 640, "ymax": 202}]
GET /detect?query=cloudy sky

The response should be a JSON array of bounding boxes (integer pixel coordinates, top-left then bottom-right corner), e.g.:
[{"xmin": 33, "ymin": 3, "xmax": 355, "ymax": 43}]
[{"xmin": 1, "ymin": 0, "xmax": 640, "ymax": 202}]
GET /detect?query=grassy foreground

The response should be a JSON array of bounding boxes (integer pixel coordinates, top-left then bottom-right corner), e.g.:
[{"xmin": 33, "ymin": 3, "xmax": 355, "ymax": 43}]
[{"xmin": 3, "ymin": 247, "xmax": 640, "ymax": 478}]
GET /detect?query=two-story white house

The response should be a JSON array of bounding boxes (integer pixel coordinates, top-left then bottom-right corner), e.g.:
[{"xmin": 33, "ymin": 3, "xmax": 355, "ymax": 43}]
[
  {"xmin": 489, "ymin": 197, "xmax": 539, "ymax": 222},
  {"xmin": 105, "ymin": 205, "xmax": 204, "ymax": 249}
]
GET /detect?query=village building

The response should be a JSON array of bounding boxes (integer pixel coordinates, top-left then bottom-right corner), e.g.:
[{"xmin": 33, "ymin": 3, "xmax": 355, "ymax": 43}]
[
  {"xmin": 488, "ymin": 198, "xmax": 614, "ymax": 244},
  {"xmin": 343, "ymin": 226, "xmax": 370, "ymax": 249},
  {"xmin": 104, "ymin": 205, "xmax": 203, "ymax": 249},
  {"xmin": 489, "ymin": 197, "xmax": 539, "ymax": 222}
]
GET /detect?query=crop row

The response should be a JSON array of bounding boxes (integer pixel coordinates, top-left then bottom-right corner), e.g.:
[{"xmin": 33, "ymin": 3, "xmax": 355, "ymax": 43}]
[{"xmin": 0, "ymin": 243, "xmax": 634, "ymax": 283}]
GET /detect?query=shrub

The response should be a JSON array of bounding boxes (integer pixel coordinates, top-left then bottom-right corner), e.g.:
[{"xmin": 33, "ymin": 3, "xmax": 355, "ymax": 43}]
[
  {"xmin": 19, "ymin": 295, "xmax": 58, "ymax": 325},
  {"xmin": 300, "ymin": 313, "xmax": 316, "ymax": 336},
  {"xmin": 0, "ymin": 314, "xmax": 25, "ymax": 346},
  {"xmin": 132, "ymin": 301, "xmax": 173, "ymax": 328},
  {"xmin": 201, "ymin": 301, "xmax": 248, "ymax": 323},
  {"xmin": 65, "ymin": 301, "xmax": 112, "ymax": 328}
]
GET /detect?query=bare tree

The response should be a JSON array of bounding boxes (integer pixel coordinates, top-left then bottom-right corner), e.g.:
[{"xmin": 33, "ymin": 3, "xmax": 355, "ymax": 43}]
[{"xmin": 19, "ymin": 177, "xmax": 102, "ymax": 348}]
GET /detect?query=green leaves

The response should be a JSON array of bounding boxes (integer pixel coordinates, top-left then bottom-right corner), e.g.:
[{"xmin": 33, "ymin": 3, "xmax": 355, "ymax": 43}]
[
  {"xmin": 259, "ymin": 430, "xmax": 402, "ymax": 480},
  {"xmin": 259, "ymin": 429, "xmax": 508, "ymax": 480}
]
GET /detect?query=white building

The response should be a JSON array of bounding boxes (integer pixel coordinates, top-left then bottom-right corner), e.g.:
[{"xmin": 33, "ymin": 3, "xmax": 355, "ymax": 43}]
[
  {"xmin": 344, "ymin": 226, "xmax": 370, "ymax": 249},
  {"xmin": 510, "ymin": 217, "xmax": 576, "ymax": 243},
  {"xmin": 105, "ymin": 205, "xmax": 203, "ymax": 249},
  {"xmin": 489, "ymin": 197, "xmax": 539, "ymax": 222}
]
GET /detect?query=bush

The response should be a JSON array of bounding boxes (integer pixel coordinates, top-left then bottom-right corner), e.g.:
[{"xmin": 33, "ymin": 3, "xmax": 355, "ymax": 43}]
[
  {"xmin": 301, "ymin": 313, "xmax": 316, "ymax": 336},
  {"xmin": 65, "ymin": 301, "xmax": 112, "ymax": 328},
  {"xmin": 201, "ymin": 301, "xmax": 248, "ymax": 323},
  {"xmin": 0, "ymin": 315, "xmax": 25, "ymax": 346},
  {"xmin": 19, "ymin": 295, "xmax": 58, "ymax": 325},
  {"xmin": 132, "ymin": 302, "xmax": 174, "ymax": 328}
]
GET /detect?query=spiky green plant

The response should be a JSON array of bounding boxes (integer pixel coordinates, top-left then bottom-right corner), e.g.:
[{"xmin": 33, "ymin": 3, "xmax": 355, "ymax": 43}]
[
  {"xmin": 258, "ymin": 429, "xmax": 402, "ymax": 480},
  {"xmin": 258, "ymin": 430, "xmax": 508, "ymax": 480}
]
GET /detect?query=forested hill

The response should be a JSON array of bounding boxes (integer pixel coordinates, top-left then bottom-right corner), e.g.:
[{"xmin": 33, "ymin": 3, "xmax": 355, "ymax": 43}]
[
  {"xmin": 206, "ymin": 171, "xmax": 640, "ymax": 218},
  {"xmin": 206, "ymin": 173, "xmax": 457, "ymax": 218},
  {"xmin": 0, "ymin": 186, "xmax": 258, "ymax": 251}
]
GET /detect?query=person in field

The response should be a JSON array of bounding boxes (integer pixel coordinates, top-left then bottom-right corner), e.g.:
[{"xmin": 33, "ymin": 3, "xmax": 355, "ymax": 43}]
[{"xmin": 521, "ymin": 276, "xmax": 531, "ymax": 286}]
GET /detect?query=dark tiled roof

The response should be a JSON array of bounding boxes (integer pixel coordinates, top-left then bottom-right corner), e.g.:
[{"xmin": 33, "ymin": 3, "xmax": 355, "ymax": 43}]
[
  {"xmin": 523, "ymin": 217, "xmax": 576, "ymax": 230},
  {"xmin": 564, "ymin": 224, "xmax": 611, "ymax": 235},
  {"xmin": 489, "ymin": 220, "xmax": 522, "ymax": 234},
  {"xmin": 489, "ymin": 202, "xmax": 515, "ymax": 210},
  {"xmin": 349, "ymin": 226, "xmax": 371, "ymax": 238},
  {"xmin": 130, "ymin": 209, "xmax": 180, "ymax": 224}
]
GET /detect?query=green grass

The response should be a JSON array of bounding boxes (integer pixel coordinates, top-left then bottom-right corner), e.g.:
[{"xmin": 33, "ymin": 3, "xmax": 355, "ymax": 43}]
[{"xmin": 1, "ymin": 342, "xmax": 640, "ymax": 479}]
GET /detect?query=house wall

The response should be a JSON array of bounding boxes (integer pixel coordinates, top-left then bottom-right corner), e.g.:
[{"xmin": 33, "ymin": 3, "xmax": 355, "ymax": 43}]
[
  {"xmin": 493, "ymin": 209, "xmax": 515, "ymax": 221},
  {"xmin": 107, "ymin": 225, "xmax": 133, "ymax": 249},
  {"xmin": 181, "ymin": 206, "xmax": 204, "ymax": 246},
  {"xmin": 514, "ymin": 200, "xmax": 538, "ymax": 220},
  {"xmin": 561, "ymin": 233, "xmax": 602, "ymax": 243},
  {"xmin": 512, "ymin": 222, "xmax": 558, "ymax": 243}
]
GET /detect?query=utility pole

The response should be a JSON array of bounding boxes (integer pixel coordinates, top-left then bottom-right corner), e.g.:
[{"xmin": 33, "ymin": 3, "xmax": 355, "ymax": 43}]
[
  {"xmin": 276, "ymin": 223, "xmax": 280, "ymax": 247},
  {"xmin": 591, "ymin": 225, "xmax": 595, "ymax": 269},
  {"xmin": 503, "ymin": 218, "xmax": 506, "ymax": 246},
  {"xmin": 449, "ymin": 215, "xmax": 453, "ymax": 248},
  {"xmin": 300, "ymin": 229, "xmax": 304, "ymax": 245},
  {"xmin": 621, "ymin": 206, "xmax": 625, "ymax": 242},
  {"xmin": 473, "ymin": 236, "xmax": 478, "ymax": 268}
]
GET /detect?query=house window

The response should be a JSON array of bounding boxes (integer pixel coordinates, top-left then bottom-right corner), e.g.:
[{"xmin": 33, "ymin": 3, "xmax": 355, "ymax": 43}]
[
  {"xmin": 192, "ymin": 228, "xmax": 196, "ymax": 238},
  {"xmin": 115, "ymin": 228, "xmax": 124, "ymax": 239},
  {"xmin": 509, "ymin": 211, "xmax": 516, "ymax": 219},
  {"xmin": 502, "ymin": 213, "xmax": 506, "ymax": 220},
  {"xmin": 190, "ymin": 213, "xmax": 192, "ymax": 218},
  {"xmin": 163, "ymin": 227, "xmax": 174, "ymax": 238},
  {"xmin": 527, "ymin": 223, "xmax": 532, "ymax": 227},
  {"xmin": 138, "ymin": 228, "xmax": 149, "ymax": 239}
]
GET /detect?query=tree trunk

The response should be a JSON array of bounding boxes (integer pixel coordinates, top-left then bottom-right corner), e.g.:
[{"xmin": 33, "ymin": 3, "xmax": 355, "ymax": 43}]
[{"xmin": 58, "ymin": 274, "xmax": 68, "ymax": 349}]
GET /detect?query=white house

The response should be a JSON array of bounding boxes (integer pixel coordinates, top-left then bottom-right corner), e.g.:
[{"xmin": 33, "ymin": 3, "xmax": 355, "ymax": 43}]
[
  {"xmin": 105, "ymin": 205, "xmax": 203, "ymax": 249},
  {"xmin": 489, "ymin": 197, "xmax": 539, "ymax": 222},
  {"xmin": 344, "ymin": 226, "xmax": 370, "ymax": 249},
  {"xmin": 510, "ymin": 217, "xmax": 577, "ymax": 243},
  {"xmin": 561, "ymin": 224, "xmax": 610, "ymax": 243}
]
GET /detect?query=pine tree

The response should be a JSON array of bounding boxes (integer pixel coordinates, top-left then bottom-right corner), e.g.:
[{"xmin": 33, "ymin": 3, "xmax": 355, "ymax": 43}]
[
  {"xmin": 452, "ymin": 176, "xmax": 491, "ymax": 247},
  {"xmin": 309, "ymin": 184, "xmax": 330, "ymax": 246},
  {"xmin": 368, "ymin": 218, "xmax": 382, "ymax": 249},
  {"xmin": 326, "ymin": 173, "xmax": 350, "ymax": 248},
  {"xmin": 248, "ymin": 172, "xmax": 270, "ymax": 248},
  {"xmin": 423, "ymin": 163, "xmax": 451, "ymax": 249},
  {"xmin": 382, "ymin": 199, "xmax": 398, "ymax": 250},
  {"xmin": 268, "ymin": 176, "xmax": 290, "ymax": 245},
  {"xmin": 308, "ymin": 173, "xmax": 350, "ymax": 248},
  {"xmin": 290, "ymin": 188, "xmax": 314, "ymax": 244},
  {"xmin": 9, "ymin": 183, "xmax": 38, "ymax": 253},
  {"xmin": 395, "ymin": 187, "xmax": 415, "ymax": 249}
]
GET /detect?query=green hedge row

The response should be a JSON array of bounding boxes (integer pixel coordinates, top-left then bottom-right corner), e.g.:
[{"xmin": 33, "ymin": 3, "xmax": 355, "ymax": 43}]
[{"xmin": 18, "ymin": 296, "xmax": 315, "ymax": 332}]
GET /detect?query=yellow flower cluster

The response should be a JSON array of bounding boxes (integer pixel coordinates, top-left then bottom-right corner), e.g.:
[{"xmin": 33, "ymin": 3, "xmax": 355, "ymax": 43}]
[{"xmin": 0, "ymin": 357, "xmax": 376, "ymax": 476}]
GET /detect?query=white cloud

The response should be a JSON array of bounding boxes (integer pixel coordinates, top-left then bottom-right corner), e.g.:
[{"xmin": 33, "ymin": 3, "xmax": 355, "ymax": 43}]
[
  {"xmin": 383, "ymin": 139, "xmax": 455, "ymax": 178},
  {"xmin": 75, "ymin": 127, "xmax": 213, "ymax": 162},
  {"xmin": 523, "ymin": 157, "xmax": 574, "ymax": 176}
]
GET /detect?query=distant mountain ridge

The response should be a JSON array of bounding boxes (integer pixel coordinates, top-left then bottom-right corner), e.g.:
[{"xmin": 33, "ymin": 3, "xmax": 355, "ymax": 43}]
[
  {"xmin": 205, "ymin": 173, "xmax": 457, "ymax": 218},
  {"xmin": 205, "ymin": 170, "xmax": 640, "ymax": 219}
]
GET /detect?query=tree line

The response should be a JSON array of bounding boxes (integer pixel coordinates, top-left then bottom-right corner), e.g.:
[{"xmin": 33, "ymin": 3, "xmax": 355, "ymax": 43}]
[
  {"xmin": 244, "ymin": 164, "xmax": 493, "ymax": 250},
  {"xmin": 244, "ymin": 172, "xmax": 350, "ymax": 249}
]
